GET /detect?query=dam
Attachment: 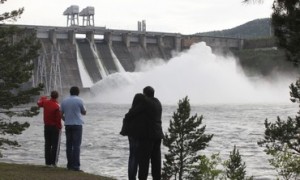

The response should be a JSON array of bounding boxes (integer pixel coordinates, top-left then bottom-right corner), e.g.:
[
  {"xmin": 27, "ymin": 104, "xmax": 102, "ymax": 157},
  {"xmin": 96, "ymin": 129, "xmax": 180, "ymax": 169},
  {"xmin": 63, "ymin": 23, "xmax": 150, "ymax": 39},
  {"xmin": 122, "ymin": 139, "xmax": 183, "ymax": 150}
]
[{"xmin": 2, "ymin": 24, "xmax": 244, "ymax": 95}]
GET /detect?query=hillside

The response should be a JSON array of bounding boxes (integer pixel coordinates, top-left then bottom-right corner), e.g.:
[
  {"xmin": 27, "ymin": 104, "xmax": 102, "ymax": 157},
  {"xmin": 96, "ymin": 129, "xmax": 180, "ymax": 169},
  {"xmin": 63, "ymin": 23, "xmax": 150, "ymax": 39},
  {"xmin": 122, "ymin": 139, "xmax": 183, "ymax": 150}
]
[
  {"xmin": 196, "ymin": 18, "xmax": 272, "ymax": 39},
  {"xmin": 195, "ymin": 18, "xmax": 300, "ymax": 77}
]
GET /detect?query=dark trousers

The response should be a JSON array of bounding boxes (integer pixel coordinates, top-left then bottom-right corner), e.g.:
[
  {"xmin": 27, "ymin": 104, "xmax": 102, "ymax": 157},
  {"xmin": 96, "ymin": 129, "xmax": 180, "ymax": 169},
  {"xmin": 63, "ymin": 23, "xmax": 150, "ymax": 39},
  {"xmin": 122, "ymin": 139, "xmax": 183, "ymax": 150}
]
[
  {"xmin": 138, "ymin": 139, "xmax": 162, "ymax": 180},
  {"xmin": 128, "ymin": 137, "xmax": 139, "ymax": 180},
  {"xmin": 44, "ymin": 125, "xmax": 61, "ymax": 166},
  {"xmin": 65, "ymin": 125, "xmax": 82, "ymax": 170}
]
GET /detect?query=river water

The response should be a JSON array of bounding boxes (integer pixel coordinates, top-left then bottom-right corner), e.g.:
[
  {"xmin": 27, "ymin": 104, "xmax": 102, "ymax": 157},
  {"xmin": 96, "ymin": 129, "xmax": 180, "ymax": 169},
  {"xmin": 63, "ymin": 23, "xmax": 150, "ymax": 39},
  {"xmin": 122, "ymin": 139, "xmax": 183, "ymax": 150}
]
[{"xmin": 1, "ymin": 102, "xmax": 298, "ymax": 180}]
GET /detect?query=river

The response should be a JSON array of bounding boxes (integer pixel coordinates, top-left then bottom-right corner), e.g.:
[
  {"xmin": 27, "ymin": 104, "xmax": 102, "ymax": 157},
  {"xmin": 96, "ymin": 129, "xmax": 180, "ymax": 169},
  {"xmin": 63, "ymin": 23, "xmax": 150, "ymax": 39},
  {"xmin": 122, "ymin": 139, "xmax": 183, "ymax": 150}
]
[{"xmin": 1, "ymin": 102, "xmax": 298, "ymax": 180}]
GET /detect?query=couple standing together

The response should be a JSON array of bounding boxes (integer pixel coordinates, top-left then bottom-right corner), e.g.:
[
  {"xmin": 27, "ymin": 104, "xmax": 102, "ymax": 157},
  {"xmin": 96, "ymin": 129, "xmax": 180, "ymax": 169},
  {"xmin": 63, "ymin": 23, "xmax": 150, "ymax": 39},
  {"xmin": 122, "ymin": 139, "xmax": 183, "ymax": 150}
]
[
  {"xmin": 37, "ymin": 86, "xmax": 86, "ymax": 171},
  {"xmin": 121, "ymin": 86, "xmax": 164, "ymax": 180}
]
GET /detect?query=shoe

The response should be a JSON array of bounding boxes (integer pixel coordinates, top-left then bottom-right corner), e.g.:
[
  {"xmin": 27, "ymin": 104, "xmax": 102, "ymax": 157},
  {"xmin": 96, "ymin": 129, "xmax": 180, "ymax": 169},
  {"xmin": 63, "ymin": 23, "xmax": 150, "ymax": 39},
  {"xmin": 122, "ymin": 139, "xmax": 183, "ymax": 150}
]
[
  {"xmin": 74, "ymin": 169, "xmax": 84, "ymax": 172},
  {"xmin": 68, "ymin": 167, "xmax": 83, "ymax": 172}
]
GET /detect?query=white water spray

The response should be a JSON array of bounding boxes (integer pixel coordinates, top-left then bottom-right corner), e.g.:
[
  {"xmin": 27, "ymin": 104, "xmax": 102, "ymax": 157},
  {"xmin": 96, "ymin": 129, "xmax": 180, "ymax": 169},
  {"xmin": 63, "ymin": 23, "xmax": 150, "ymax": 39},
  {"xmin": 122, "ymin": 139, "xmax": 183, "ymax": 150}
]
[
  {"xmin": 90, "ymin": 41, "xmax": 108, "ymax": 78},
  {"xmin": 90, "ymin": 42, "xmax": 295, "ymax": 105},
  {"xmin": 109, "ymin": 45, "xmax": 125, "ymax": 73},
  {"xmin": 75, "ymin": 43, "xmax": 93, "ymax": 88}
]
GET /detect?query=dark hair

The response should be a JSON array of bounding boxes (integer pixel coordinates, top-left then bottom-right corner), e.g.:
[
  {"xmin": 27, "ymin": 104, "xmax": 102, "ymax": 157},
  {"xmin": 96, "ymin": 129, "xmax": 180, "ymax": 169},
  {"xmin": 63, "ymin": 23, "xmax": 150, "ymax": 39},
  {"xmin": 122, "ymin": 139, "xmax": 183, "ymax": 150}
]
[
  {"xmin": 143, "ymin": 86, "xmax": 154, "ymax": 98},
  {"xmin": 50, "ymin": 91, "xmax": 59, "ymax": 99},
  {"xmin": 70, "ymin": 86, "xmax": 80, "ymax": 96},
  {"xmin": 132, "ymin": 93, "xmax": 144, "ymax": 107}
]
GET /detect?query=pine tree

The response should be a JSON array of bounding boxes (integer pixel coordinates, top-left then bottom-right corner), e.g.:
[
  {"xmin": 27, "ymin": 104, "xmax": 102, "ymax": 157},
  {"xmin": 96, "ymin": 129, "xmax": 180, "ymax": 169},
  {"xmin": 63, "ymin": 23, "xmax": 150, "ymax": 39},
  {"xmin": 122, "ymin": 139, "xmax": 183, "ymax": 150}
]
[
  {"xmin": 224, "ymin": 145, "xmax": 253, "ymax": 180},
  {"xmin": 0, "ymin": 1, "xmax": 42, "ymax": 157},
  {"xmin": 0, "ymin": 0, "xmax": 24, "ymax": 21},
  {"xmin": 271, "ymin": 0, "xmax": 300, "ymax": 65},
  {"xmin": 162, "ymin": 96, "xmax": 213, "ymax": 180},
  {"xmin": 191, "ymin": 153, "xmax": 224, "ymax": 180},
  {"xmin": 258, "ymin": 80, "xmax": 300, "ymax": 155},
  {"xmin": 243, "ymin": 0, "xmax": 300, "ymax": 178},
  {"xmin": 243, "ymin": 0, "xmax": 300, "ymax": 64},
  {"xmin": 258, "ymin": 80, "xmax": 300, "ymax": 179},
  {"xmin": 269, "ymin": 144, "xmax": 300, "ymax": 180}
]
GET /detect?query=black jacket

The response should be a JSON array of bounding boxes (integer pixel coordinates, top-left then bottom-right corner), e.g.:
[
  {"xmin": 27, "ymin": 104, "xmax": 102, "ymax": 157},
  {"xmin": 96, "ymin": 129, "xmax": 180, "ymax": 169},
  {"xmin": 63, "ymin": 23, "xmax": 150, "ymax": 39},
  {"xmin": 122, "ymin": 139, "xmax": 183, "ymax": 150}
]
[{"xmin": 123, "ymin": 96, "xmax": 163, "ymax": 139}]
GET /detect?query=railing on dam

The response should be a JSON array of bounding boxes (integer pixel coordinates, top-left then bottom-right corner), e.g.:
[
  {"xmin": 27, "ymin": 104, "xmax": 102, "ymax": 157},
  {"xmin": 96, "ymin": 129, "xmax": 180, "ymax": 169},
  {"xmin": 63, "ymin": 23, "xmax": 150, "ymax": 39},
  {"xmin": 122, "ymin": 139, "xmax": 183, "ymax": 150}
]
[{"xmin": 0, "ymin": 24, "xmax": 243, "ymax": 51}]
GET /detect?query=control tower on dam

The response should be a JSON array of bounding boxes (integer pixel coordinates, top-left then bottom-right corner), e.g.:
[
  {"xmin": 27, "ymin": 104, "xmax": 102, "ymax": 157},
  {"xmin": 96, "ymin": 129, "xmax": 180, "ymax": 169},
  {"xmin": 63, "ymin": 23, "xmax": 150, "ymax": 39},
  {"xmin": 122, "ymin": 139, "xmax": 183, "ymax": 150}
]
[{"xmin": 0, "ymin": 24, "xmax": 243, "ymax": 96}]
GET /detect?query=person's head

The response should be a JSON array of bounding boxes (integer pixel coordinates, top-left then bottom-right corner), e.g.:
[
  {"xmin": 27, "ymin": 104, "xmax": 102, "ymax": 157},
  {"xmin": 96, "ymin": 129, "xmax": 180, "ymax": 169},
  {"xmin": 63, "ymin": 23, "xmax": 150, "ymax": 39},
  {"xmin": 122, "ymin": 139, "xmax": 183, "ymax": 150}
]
[
  {"xmin": 143, "ymin": 86, "xmax": 155, "ymax": 98},
  {"xmin": 132, "ymin": 93, "xmax": 144, "ymax": 107},
  {"xmin": 70, "ymin": 86, "xmax": 80, "ymax": 96},
  {"xmin": 50, "ymin": 91, "xmax": 59, "ymax": 99}
]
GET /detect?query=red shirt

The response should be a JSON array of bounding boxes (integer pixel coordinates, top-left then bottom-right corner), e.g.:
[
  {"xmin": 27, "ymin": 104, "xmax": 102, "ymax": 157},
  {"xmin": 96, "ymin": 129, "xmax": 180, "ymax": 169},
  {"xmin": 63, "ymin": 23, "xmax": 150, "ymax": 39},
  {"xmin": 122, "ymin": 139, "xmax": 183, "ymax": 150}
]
[{"xmin": 37, "ymin": 96, "xmax": 62, "ymax": 129}]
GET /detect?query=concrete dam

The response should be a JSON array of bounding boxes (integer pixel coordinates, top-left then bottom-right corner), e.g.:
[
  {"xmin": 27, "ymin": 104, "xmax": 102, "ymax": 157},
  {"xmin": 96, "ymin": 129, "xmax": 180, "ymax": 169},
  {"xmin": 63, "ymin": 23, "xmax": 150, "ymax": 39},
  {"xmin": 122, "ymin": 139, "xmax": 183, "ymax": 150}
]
[{"xmin": 13, "ymin": 25, "xmax": 244, "ymax": 95}]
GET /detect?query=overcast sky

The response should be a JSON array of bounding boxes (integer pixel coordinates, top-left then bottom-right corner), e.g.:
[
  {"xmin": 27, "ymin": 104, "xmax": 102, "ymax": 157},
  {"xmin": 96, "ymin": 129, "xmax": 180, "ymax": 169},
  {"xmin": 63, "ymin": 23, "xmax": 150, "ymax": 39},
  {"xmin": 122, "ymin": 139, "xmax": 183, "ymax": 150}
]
[{"xmin": 2, "ymin": 0, "xmax": 273, "ymax": 34}]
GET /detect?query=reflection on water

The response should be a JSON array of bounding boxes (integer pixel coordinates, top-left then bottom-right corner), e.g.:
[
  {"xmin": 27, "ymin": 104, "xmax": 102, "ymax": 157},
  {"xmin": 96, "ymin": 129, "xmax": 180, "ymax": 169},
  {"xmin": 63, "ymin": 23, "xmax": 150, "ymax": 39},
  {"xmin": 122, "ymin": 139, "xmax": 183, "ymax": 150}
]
[{"xmin": 1, "ymin": 103, "xmax": 298, "ymax": 179}]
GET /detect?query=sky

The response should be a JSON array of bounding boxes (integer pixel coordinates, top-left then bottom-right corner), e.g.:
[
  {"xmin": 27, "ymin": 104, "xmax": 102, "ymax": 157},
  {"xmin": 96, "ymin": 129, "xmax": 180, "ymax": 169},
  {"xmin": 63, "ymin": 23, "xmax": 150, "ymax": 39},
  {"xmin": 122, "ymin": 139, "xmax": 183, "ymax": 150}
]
[{"xmin": 2, "ymin": 0, "xmax": 273, "ymax": 34}]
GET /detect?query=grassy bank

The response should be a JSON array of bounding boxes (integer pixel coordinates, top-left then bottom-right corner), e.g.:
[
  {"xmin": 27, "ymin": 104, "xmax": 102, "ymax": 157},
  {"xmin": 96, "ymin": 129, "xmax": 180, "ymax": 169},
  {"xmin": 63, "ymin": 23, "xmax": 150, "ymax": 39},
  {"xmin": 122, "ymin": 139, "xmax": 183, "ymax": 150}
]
[{"xmin": 0, "ymin": 162, "xmax": 116, "ymax": 180}]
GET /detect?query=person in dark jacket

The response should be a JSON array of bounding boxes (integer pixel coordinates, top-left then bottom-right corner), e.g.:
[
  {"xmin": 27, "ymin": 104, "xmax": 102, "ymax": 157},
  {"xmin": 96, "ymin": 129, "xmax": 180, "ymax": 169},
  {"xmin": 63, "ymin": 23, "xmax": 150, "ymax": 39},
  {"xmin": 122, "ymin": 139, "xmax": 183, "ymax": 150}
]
[
  {"xmin": 122, "ymin": 86, "xmax": 163, "ymax": 180},
  {"xmin": 37, "ymin": 91, "xmax": 62, "ymax": 167},
  {"xmin": 121, "ymin": 93, "xmax": 146, "ymax": 180}
]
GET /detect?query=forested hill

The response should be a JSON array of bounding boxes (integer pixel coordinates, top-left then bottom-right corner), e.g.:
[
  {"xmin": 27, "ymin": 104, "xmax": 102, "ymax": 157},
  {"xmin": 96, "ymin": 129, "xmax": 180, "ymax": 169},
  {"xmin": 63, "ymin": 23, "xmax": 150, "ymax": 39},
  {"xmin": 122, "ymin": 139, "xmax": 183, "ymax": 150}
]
[{"xmin": 195, "ymin": 18, "xmax": 272, "ymax": 39}]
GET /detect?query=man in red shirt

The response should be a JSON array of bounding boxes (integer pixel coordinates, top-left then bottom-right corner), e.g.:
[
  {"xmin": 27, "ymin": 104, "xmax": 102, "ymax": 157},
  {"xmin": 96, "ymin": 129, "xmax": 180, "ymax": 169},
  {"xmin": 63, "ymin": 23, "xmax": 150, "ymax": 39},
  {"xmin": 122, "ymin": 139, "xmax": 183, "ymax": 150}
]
[{"xmin": 37, "ymin": 91, "xmax": 62, "ymax": 167}]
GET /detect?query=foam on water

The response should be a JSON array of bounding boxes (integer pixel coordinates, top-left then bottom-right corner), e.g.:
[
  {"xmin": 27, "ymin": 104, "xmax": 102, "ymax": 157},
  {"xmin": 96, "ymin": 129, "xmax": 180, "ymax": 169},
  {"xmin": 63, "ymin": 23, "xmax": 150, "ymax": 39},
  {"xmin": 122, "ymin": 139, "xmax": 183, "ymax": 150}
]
[{"xmin": 90, "ymin": 42, "xmax": 294, "ymax": 105}]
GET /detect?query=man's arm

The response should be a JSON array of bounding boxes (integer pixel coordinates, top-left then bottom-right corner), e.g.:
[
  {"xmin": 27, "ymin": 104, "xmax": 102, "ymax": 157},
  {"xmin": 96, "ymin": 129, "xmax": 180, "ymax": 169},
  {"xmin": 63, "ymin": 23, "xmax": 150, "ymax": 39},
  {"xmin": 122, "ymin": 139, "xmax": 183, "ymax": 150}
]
[
  {"xmin": 37, "ymin": 96, "xmax": 47, "ymax": 107},
  {"xmin": 81, "ymin": 103, "xmax": 87, "ymax": 115},
  {"xmin": 55, "ymin": 108, "xmax": 62, "ymax": 129},
  {"xmin": 81, "ymin": 108, "xmax": 87, "ymax": 115},
  {"xmin": 60, "ymin": 111, "xmax": 65, "ymax": 121}
]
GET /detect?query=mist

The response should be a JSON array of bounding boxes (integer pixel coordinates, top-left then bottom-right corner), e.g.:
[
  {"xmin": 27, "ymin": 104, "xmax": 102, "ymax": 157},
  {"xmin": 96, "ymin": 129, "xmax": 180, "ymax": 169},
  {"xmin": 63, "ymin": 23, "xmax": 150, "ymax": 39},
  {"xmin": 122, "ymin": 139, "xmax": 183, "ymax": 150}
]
[{"xmin": 89, "ymin": 42, "xmax": 295, "ymax": 105}]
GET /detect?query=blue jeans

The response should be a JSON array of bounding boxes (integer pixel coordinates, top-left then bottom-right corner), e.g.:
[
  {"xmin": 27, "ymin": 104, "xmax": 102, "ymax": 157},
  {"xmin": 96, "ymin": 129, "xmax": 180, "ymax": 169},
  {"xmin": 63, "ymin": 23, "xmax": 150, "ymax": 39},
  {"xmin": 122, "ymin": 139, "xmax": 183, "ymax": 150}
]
[
  {"xmin": 65, "ymin": 125, "xmax": 82, "ymax": 170},
  {"xmin": 128, "ymin": 137, "xmax": 139, "ymax": 180}
]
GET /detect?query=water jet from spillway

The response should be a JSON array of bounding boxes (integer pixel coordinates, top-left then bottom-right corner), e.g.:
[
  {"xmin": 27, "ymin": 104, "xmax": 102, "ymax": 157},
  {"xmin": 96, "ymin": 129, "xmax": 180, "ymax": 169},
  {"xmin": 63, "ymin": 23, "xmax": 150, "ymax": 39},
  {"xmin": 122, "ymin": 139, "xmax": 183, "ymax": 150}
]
[{"xmin": 89, "ymin": 42, "xmax": 294, "ymax": 105}]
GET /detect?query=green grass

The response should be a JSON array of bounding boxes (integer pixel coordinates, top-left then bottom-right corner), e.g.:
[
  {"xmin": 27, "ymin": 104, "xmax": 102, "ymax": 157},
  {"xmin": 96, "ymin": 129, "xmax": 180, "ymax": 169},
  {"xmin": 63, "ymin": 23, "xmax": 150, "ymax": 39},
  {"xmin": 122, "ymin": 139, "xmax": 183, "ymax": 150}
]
[{"xmin": 0, "ymin": 162, "xmax": 116, "ymax": 180}]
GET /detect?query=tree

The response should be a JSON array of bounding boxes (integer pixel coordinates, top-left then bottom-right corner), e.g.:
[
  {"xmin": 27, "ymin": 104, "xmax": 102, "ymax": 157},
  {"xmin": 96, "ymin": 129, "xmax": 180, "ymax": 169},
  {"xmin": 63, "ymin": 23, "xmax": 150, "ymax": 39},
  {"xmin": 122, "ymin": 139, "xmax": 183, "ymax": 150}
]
[
  {"xmin": 271, "ymin": 0, "xmax": 300, "ymax": 65},
  {"xmin": 191, "ymin": 153, "xmax": 224, "ymax": 180},
  {"xmin": 0, "ymin": 1, "xmax": 42, "ymax": 157},
  {"xmin": 243, "ymin": 0, "xmax": 300, "ymax": 178},
  {"xmin": 269, "ymin": 144, "xmax": 300, "ymax": 180},
  {"xmin": 0, "ymin": 0, "xmax": 24, "ymax": 22},
  {"xmin": 224, "ymin": 145, "xmax": 253, "ymax": 180},
  {"xmin": 162, "ymin": 96, "xmax": 213, "ymax": 180},
  {"xmin": 258, "ymin": 80, "xmax": 300, "ymax": 179},
  {"xmin": 244, "ymin": 0, "xmax": 300, "ymax": 65}
]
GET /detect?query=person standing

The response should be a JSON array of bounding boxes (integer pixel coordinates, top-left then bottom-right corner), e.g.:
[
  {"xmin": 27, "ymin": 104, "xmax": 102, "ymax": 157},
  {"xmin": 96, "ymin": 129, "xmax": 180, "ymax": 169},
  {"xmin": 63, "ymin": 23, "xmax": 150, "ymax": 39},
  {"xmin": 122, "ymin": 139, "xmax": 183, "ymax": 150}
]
[
  {"xmin": 139, "ymin": 86, "xmax": 163, "ymax": 180},
  {"xmin": 61, "ymin": 86, "xmax": 86, "ymax": 171},
  {"xmin": 37, "ymin": 90, "xmax": 62, "ymax": 167},
  {"xmin": 121, "ymin": 93, "xmax": 146, "ymax": 180},
  {"xmin": 124, "ymin": 86, "xmax": 163, "ymax": 180}
]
